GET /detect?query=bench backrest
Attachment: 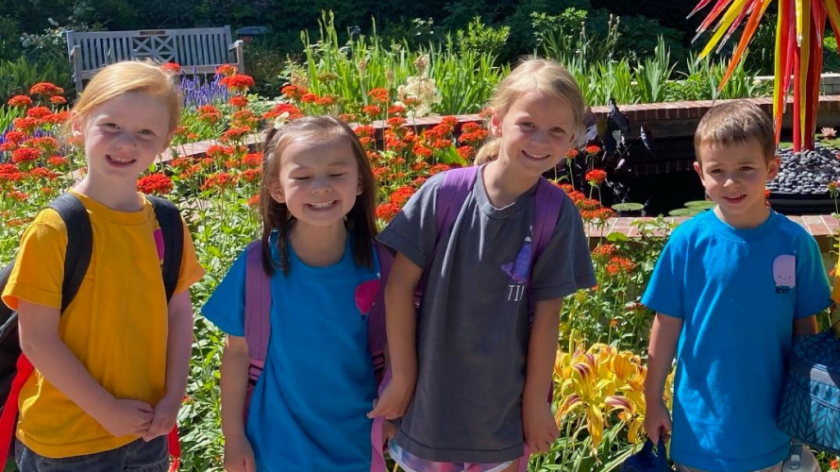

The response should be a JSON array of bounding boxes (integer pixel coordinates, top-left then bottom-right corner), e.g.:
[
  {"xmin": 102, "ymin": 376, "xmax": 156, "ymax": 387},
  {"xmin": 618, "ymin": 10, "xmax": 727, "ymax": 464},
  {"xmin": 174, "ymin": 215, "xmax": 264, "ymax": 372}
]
[{"xmin": 66, "ymin": 26, "xmax": 242, "ymax": 90}]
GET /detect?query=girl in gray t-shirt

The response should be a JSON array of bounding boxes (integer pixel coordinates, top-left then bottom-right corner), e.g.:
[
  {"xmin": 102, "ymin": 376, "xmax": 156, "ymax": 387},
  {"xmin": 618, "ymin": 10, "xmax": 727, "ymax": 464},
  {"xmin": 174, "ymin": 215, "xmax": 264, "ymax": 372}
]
[{"xmin": 369, "ymin": 58, "xmax": 597, "ymax": 472}]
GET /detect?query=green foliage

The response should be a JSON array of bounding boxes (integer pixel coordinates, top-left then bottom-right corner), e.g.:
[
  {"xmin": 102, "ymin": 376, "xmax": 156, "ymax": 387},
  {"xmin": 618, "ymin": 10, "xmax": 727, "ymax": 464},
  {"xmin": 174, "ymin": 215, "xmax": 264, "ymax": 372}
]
[
  {"xmin": 635, "ymin": 37, "xmax": 676, "ymax": 103},
  {"xmin": 0, "ymin": 16, "xmax": 21, "ymax": 61},
  {"xmin": 243, "ymin": 33, "xmax": 299, "ymax": 98},
  {"xmin": 0, "ymin": 57, "xmax": 74, "ymax": 104},
  {"xmin": 456, "ymin": 17, "xmax": 509, "ymax": 58},
  {"xmin": 534, "ymin": 8, "xmax": 620, "ymax": 68}
]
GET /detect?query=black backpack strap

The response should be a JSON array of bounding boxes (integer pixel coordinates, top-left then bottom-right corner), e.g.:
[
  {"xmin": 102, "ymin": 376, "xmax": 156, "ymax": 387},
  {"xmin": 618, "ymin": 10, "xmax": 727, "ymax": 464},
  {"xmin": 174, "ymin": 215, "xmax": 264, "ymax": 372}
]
[
  {"xmin": 48, "ymin": 193, "xmax": 92, "ymax": 312},
  {"xmin": 148, "ymin": 196, "xmax": 184, "ymax": 302}
]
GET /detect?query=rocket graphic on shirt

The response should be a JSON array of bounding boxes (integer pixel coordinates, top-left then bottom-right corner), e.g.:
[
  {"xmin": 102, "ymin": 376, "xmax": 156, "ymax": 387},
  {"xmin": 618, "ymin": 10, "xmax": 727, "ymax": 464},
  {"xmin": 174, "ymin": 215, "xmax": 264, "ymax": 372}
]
[{"xmin": 502, "ymin": 232, "xmax": 532, "ymax": 302}]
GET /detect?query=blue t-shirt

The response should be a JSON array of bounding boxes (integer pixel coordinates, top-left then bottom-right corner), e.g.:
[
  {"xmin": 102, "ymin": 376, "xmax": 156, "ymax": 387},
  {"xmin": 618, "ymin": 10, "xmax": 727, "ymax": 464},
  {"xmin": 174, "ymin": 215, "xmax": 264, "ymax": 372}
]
[
  {"xmin": 641, "ymin": 210, "xmax": 831, "ymax": 472},
  {"xmin": 202, "ymin": 234, "xmax": 379, "ymax": 472}
]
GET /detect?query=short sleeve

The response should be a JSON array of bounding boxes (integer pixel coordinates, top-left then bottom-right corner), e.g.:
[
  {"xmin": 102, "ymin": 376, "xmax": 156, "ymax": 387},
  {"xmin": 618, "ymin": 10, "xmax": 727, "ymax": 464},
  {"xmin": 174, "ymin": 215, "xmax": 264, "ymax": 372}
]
[
  {"xmin": 376, "ymin": 173, "xmax": 444, "ymax": 269},
  {"xmin": 201, "ymin": 250, "xmax": 248, "ymax": 336},
  {"xmin": 796, "ymin": 235, "xmax": 832, "ymax": 318},
  {"xmin": 641, "ymin": 231, "xmax": 686, "ymax": 319},
  {"xmin": 173, "ymin": 218, "xmax": 205, "ymax": 295},
  {"xmin": 2, "ymin": 210, "xmax": 68, "ymax": 311},
  {"xmin": 530, "ymin": 198, "xmax": 597, "ymax": 301}
]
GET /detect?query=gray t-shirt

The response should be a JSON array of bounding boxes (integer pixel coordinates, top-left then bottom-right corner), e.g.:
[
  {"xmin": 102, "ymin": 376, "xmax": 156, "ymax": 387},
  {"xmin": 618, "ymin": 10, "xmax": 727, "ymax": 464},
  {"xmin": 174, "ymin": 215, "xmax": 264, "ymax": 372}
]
[{"xmin": 377, "ymin": 166, "xmax": 596, "ymax": 463}]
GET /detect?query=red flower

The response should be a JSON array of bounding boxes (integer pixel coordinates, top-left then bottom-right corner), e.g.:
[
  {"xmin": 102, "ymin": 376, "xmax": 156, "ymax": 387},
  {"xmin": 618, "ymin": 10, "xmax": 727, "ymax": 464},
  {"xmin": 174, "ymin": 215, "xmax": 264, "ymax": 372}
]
[
  {"xmin": 242, "ymin": 153, "xmax": 263, "ymax": 167},
  {"xmin": 300, "ymin": 93, "xmax": 318, "ymax": 103},
  {"xmin": 0, "ymin": 163, "xmax": 19, "ymax": 174},
  {"xmin": 457, "ymin": 145, "xmax": 475, "ymax": 161},
  {"xmin": 586, "ymin": 169, "xmax": 608, "ymax": 185},
  {"xmin": 26, "ymin": 106, "xmax": 52, "ymax": 119},
  {"xmin": 388, "ymin": 105, "xmax": 405, "ymax": 115},
  {"xmin": 46, "ymin": 110, "xmax": 70, "ymax": 124},
  {"xmin": 49, "ymin": 96, "xmax": 67, "ymax": 105},
  {"xmin": 137, "ymin": 174, "xmax": 174, "ymax": 195},
  {"xmin": 216, "ymin": 65, "xmax": 238, "ymax": 77},
  {"xmin": 606, "ymin": 256, "xmax": 635, "ymax": 275},
  {"xmin": 29, "ymin": 136, "xmax": 59, "ymax": 154},
  {"xmin": 389, "ymin": 186, "xmax": 416, "ymax": 206},
  {"xmin": 7, "ymin": 95, "xmax": 32, "ymax": 107},
  {"xmin": 362, "ymin": 105, "xmax": 382, "ymax": 117},
  {"xmin": 161, "ymin": 62, "xmax": 181, "ymax": 74},
  {"xmin": 376, "ymin": 202, "xmax": 401, "ymax": 222},
  {"xmin": 198, "ymin": 105, "xmax": 223, "ymax": 123},
  {"xmin": 429, "ymin": 164, "xmax": 451, "ymax": 175},
  {"xmin": 248, "ymin": 194, "xmax": 261, "ymax": 206},
  {"xmin": 368, "ymin": 88, "xmax": 390, "ymax": 104},
  {"xmin": 413, "ymin": 145, "xmax": 433, "ymax": 159},
  {"xmin": 13, "ymin": 117, "xmax": 39, "ymax": 132},
  {"xmin": 201, "ymin": 172, "xmax": 237, "ymax": 191},
  {"xmin": 585, "ymin": 145, "xmax": 602, "ymax": 155},
  {"xmin": 240, "ymin": 168, "xmax": 262, "ymax": 183},
  {"xmin": 591, "ymin": 244, "xmax": 616, "ymax": 258},
  {"xmin": 577, "ymin": 198, "xmax": 601, "ymax": 211},
  {"xmin": 8, "ymin": 190, "xmax": 28, "ymax": 202},
  {"xmin": 29, "ymin": 82, "xmax": 64, "ymax": 96},
  {"xmin": 220, "ymin": 74, "xmax": 255, "ymax": 91},
  {"xmin": 263, "ymin": 103, "xmax": 304, "ymax": 121},
  {"xmin": 566, "ymin": 149, "xmax": 579, "ymax": 159},
  {"xmin": 12, "ymin": 148, "xmax": 40, "ymax": 163},
  {"xmin": 281, "ymin": 85, "xmax": 306, "ymax": 100},
  {"xmin": 315, "ymin": 96, "xmax": 336, "ymax": 106},
  {"xmin": 47, "ymin": 156, "xmax": 68, "ymax": 168},
  {"xmin": 440, "ymin": 116, "xmax": 459, "ymax": 133},
  {"xmin": 829, "ymin": 458, "xmax": 838, "ymax": 470},
  {"xmin": 28, "ymin": 167, "xmax": 58, "ymax": 180},
  {"xmin": 228, "ymin": 96, "xmax": 249, "ymax": 108},
  {"xmin": 4, "ymin": 131, "xmax": 26, "ymax": 143},
  {"xmin": 222, "ymin": 126, "xmax": 251, "ymax": 141},
  {"xmin": 206, "ymin": 145, "xmax": 235, "ymax": 159},
  {"xmin": 0, "ymin": 142, "xmax": 16, "ymax": 152}
]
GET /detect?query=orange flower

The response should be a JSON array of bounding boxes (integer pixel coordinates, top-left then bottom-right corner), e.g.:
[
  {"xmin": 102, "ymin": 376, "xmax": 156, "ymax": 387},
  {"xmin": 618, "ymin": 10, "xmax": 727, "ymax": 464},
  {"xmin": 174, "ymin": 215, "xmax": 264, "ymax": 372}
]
[
  {"xmin": 219, "ymin": 74, "xmax": 255, "ymax": 91},
  {"xmin": 585, "ymin": 145, "xmax": 602, "ymax": 154},
  {"xmin": 7, "ymin": 95, "xmax": 32, "ymax": 107},
  {"xmin": 362, "ymin": 105, "xmax": 382, "ymax": 117},
  {"xmin": 376, "ymin": 202, "xmax": 401, "ymax": 222},
  {"xmin": 586, "ymin": 169, "xmax": 607, "ymax": 185},
  {"xmin": 228, "ymin": 96, "xmax": 249, "ymax": 108},
  {"xmin": 137, "ymin": 174, "xmax": 174, "ymax": 195},
  {"xmin": 49, "ymin": 96, "xmax": 67, "ymax": 105},
  {"xmin": 566, "ymin": 149, "xmax": 579, "ymax": 159},
  {"xmin": 11, "ymin": 148, "xmax": 40, "ymax": 163},
  {"xmin": 161, "ymin": 62, "xmax": 181, "ymax": 74},
  {"xmin": 201, "ymin": 172, "xmax": 237, "ymax": 191},
  {"xmin": 368, "ymin": 88, "xmax": 390, "ymax": 104},
  {"xmin": 29, "ymin": 82, "xmax": 64, "ymax": 96},
  {"xmin": 281, "ymin": 84, "xmax": 305, "ymax": 100},
  {"xmin": 216, "ymin": 65, "xmax": 238, "ymax": 77}
]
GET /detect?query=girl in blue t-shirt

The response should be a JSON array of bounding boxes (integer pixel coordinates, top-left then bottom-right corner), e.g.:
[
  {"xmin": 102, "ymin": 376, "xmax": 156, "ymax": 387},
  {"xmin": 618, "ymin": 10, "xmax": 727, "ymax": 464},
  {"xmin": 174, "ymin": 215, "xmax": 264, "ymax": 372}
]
[{"xmin": 202, "ymin": 116, "xmax": 390, "ymax": 472}]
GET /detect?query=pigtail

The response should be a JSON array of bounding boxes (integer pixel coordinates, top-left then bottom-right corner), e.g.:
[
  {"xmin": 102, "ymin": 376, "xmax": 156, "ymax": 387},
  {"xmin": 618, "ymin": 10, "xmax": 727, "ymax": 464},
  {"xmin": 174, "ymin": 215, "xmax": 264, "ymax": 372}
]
[{"xmin": 474, "ymin": 138, "xmax": 501, "ymax": 166}]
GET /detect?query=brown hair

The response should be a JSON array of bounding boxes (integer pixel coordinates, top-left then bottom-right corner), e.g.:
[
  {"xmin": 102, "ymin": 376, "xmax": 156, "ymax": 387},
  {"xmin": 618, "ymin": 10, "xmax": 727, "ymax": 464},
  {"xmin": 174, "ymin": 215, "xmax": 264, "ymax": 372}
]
[
  {"xmin": 475, "ymin": 58, "xmax": 586, "ymax": 165},
  {"xmin": 694, "ymin": 101, "xmax": 776, "ymax": 164},
  {"xmin": 68, "ymin": 60, "xmax": 182, "ymax": 135},
  {"xmin": 259, "ymin": 116, "xmax": 378, "ymax": 275}
]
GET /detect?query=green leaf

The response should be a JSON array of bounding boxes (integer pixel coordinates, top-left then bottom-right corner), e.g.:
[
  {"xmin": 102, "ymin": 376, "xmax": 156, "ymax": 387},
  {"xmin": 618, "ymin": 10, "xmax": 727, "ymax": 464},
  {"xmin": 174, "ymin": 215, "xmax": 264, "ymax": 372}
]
[
  {"xmin": 684, "ymin": 200, "xmax": 716, "ymax": 209},
  {"xmin": 669, "ymin": 208, "xmax": 700, "ymax": 217},
  {"xmin": 606, "ymin": 232, "xmax": 629, "ymax": 242},
  {"xmin": 611, "ymin": 203, "xmax": 644, "ymax": 212}
]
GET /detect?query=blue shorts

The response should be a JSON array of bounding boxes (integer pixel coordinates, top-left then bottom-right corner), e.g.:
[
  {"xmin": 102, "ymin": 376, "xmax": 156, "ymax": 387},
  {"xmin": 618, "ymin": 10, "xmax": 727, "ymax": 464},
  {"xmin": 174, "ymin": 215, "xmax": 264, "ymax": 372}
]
[
  {"xmin": 389, "ymin": 441, "xmax": 515, "ymax": 472},
  {"xmin": 15, "ymin": 437, "xmax": 168, "ymax": 472}
]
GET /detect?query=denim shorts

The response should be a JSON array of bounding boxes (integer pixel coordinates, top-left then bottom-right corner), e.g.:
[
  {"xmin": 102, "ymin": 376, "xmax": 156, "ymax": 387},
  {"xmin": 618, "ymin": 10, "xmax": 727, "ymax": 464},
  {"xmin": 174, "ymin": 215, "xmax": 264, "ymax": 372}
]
[{"xmin": 15, "ymin": 436, "xmax": 168, "ymax": 472}]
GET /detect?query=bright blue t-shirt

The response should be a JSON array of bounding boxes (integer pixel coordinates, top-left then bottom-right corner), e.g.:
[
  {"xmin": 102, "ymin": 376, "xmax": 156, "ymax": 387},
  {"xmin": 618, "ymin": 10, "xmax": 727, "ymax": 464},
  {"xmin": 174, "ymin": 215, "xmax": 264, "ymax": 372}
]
[
  {"xmin": 202, "ymin": 234, "xmax": 379, "ymax": 472},
  {"xmin": 642, "ymin": 210, "xmax": 831, "ymax": 472}
]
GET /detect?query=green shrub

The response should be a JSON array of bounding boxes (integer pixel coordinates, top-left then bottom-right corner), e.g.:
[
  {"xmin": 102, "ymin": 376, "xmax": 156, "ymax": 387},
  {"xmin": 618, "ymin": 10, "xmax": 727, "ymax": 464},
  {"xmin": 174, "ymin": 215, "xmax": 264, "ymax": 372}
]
[{"xmin": 0, "ymin": 57, "xmax": 74, "ymax": 104}]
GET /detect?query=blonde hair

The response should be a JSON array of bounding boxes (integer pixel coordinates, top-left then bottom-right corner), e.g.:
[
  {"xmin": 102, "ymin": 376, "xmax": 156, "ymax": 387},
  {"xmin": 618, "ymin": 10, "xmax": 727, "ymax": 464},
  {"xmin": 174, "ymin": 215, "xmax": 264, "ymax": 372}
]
[
  {"xmin": 69, "ymin": 61, "xmax": 182, "ymax": 134},
  {"xmin": 694, "ymin": 101, "xmax": 776, "ymax": 164},
  {"xmin": 475, "ymin": 58, "xmax": 586, "ymax": 165}
]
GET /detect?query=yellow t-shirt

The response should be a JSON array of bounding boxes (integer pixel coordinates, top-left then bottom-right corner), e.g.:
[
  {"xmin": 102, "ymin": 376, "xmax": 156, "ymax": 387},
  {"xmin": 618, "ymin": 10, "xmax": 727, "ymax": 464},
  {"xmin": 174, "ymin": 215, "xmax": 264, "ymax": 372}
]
[{"xmin": 1, "ymin": 189, "xmax": 204, "ymax": 458}]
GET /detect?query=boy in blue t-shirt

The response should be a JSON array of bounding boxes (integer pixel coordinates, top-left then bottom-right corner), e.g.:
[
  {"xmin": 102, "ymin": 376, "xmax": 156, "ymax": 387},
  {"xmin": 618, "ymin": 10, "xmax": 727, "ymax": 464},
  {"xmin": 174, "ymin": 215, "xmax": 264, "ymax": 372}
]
[{"xmin": 642, "ymin": 101, "xmax": 831, "ymax": 472}]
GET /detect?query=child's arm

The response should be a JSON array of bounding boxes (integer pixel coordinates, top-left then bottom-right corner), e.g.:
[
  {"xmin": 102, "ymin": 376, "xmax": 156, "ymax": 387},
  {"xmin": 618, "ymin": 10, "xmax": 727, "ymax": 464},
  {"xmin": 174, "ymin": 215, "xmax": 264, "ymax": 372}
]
[
  {"xmin": 643, "ymin": 313, "xmax": 683, "ymax": 444},
  {"xmin": 143, "ymin": 290, "xmax": 194, "ymax": 441},
  {"xmin": 17, "ymin": 300, "xmax": 154, "ymax": 437},
  {"xmin": 794, "ymin": 315, "xmax": 819, "ymax": 336},
  {"xmin": 220, "ymin": 335, "xmax": 256, "ymax": 472},
  {"xmin": 523, "ymin": 298, "xmax": 564, "ymax": 454},
  {"xmin": 367, "ymin": 252, "xmax": 423, "ymax": 420}
]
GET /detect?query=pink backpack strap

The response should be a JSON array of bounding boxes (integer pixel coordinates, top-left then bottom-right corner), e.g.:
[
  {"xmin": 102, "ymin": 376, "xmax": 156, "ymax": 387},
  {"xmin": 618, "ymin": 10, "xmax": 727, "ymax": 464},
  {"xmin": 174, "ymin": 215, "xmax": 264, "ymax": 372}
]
[{"xmin": 244, "ymin": 241, "xmax": 271, "ymax": 384}]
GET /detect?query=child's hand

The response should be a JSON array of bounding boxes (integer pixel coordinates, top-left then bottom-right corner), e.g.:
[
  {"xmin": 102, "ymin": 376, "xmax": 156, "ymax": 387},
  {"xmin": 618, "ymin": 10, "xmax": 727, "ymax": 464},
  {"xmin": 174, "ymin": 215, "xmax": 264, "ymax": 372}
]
[
  {"xmin": 224, "ymin": 433, "xmax": 256, "ymax": 472},
  {"xmin": 367, "ymin": 377, "xmax": 415, "ymax": 420},
  {"xmin": 644, "ymin": 400, "xmax": 672, "ymax": 444},
  {"xmin": 522, "ymin": 397, "xmax": 559, "ymax": 454},
  {"xmin": 97, "ymin": 398, "xmax": 154, "ymax": 437},
  {"xmin": 142, "ymin": 394, "xmax": 182, "ymax": 442},
  {"xmin": 382, "ymin": 420, "xmax": 397, "ymax": 448}
]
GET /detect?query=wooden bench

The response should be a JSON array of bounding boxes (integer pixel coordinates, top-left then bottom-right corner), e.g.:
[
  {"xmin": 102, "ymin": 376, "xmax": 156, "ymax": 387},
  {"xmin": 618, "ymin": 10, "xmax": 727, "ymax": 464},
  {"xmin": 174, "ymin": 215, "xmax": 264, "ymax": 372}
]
[{"xmin": 65, "ymin": 26, "xmax": 245, "ymax": 93}]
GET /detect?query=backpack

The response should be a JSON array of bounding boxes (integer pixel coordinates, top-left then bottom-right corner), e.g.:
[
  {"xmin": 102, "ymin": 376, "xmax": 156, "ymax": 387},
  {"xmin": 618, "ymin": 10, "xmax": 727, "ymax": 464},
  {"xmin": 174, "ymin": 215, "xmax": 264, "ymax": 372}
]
[
  {"xmin": 620, "ymin": 437, "xmax": 673, "ymax": 472},
  {"xmin": 777, "ymin": 324, "xmax": 840, "ymax": 455},
  {"xmin": 0, "ymin": 193, "xmax": 185, "ymax": 471},
  {"xmin": 242, "ymin": 166, "xmax": 565, "ymax": 472}
]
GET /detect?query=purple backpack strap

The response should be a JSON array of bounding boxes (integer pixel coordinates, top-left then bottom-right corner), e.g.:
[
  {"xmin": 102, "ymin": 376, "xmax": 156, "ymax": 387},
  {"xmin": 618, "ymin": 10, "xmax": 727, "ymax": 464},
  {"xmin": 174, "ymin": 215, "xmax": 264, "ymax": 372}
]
[
  {"xmin": 368, "ymin": 242, "xmax": 392, "ymax": 382},
  {"xmin": 518, "ymin": 178, "xmax": 564, "ymax": 472},
  {"xmin": 244, "ymin": 241, "xmax": 271, "ymax": 384},
  {"xmin": 435, "ymin": 166, "xmax": 479, "ymax": 241}
]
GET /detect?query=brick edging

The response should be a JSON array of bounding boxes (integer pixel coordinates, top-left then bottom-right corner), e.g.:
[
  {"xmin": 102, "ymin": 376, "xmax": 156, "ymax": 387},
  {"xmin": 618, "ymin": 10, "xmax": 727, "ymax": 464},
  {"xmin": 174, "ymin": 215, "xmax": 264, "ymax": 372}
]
[{"xmin": 586, "ymin": 215, "xmax": 840, "ymax": 239}]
